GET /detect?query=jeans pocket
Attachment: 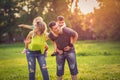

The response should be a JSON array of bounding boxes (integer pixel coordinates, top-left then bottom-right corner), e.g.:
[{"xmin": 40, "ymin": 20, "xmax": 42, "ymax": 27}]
[{"xmin": 26, "ymin": 49, "xmax": 31, "ymax": 54}]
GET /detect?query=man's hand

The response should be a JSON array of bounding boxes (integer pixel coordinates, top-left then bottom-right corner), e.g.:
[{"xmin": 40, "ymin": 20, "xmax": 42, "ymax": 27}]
[
  {"xmin": 64, "ymin": 46, "xmax": 71, "ymax": 51},
  {"xmin": 56, "ymin": 49, "xmax": 63, "ymax": 54}
]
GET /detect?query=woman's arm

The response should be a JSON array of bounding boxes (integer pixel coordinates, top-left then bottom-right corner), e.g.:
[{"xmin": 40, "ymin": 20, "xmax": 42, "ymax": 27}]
[
  {"xmin": 24, "ymin": 31, "xmax": 33, "ymax": 49},
  {"xmin": 21, "ymin": 31, "xmax": 33, "ymax": 54}
]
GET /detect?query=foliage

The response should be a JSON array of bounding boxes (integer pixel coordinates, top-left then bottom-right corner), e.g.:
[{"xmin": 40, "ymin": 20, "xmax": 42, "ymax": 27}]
[
  {"xmin": 92, "ymin": 0, "xmax": 120, "ymax": 40},
  {"xmin": 0, "ymin": 0, "xmax": 120, "ymax": 43},
  {"xmin": 0, "ymin": 0, "xmax": 22, "ymax": 42}
]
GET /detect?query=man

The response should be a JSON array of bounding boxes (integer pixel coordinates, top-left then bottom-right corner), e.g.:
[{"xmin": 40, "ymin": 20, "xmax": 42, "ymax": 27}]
[
  {"xmin": 48, "ymin": 21, "xmax": 78, "ymax": 80},
  {"xmin": 51, "ymin": 15, "xmax": 66, "ymax": 56}
]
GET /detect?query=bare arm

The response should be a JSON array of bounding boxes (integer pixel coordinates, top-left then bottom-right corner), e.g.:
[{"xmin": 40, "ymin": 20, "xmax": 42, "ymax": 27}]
[
  {"xmin": 18, "ymin": 24, "xmax": 32, "ymax": 30},
  {"xmin": 21, "ymin": 31, "xmax": 33, "ymax": 54},
  {"xmin": 45, "ymin": 32, "xmax": 50, "ymax": 40},
  {"xmin": 24, "ymin": 31, "xmax": 33, "ymax": 48},
  {"xmin": 53, "ymin": 41, "xmax": 63, "ymax": 54},
  {"xmin": 70, "ymin": 31, "xmax": 78, "ymax": 44},
  {"xmin": 53, "ymin": 41, "xmax": 57, "ymax": 52},
  {"xmin": 64, "ymin": 31, "xmax": 78, "ymax": 51}
]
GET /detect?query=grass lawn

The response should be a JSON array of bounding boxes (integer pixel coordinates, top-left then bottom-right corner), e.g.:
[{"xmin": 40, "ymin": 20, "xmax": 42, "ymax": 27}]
[{"xmin": 0, "ymin": 41, "xmax": 120, "ymax": 80}]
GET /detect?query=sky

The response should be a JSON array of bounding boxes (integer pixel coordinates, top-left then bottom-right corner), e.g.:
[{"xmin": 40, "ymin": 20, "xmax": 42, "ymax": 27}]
[{"xmin": 77, "ymin": 0, "xmax": 100, "ymax": 14}]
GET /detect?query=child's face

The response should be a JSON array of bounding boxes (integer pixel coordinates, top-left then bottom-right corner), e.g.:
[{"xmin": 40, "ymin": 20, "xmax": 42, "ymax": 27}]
[{"xmin": 58, "ymin": 20, "xmax": 64, "ymax": 27}]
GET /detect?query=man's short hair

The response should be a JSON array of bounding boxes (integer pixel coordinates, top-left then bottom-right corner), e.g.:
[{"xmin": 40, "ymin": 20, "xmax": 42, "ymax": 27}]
[
  {"xmin": 48, "ymin": 21, "xmax": 56, "ymax": 28},
  {"xmin": 57, "ymin": 16, "xmax": 64, "ymax": 21}
]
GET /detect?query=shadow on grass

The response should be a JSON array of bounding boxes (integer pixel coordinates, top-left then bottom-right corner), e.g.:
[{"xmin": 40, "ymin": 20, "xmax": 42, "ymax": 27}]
[
  {"xmin": 0, "ymin": 43, "xmax": 24, "ymax": 49},
  {"xmin": 77, "ymin": 51, "xmax": 112, "ymax": 56}
]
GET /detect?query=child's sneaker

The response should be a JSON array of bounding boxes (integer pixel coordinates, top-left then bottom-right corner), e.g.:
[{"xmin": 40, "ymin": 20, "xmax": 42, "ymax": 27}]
[
  {"xmin": 21, "ymin": 48, "xmax": 26, "ymax": 54},
  {"xmin": 51, "ymin": 52, "xmax": 57, "ymax": 56}
]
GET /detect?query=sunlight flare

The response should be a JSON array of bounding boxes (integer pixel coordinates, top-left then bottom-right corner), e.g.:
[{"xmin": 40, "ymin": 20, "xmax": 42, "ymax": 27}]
[
  {"xmin": 78, "ymin": 0, "xmax": 100, "ymax": 14},
  {"xmin": 71, "ymin": 0, "xmax": 100, "ymax": 14}
]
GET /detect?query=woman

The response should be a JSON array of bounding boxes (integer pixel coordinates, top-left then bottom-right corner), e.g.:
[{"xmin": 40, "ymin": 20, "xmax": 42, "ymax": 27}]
[{"xmin": 25, "ymin": 17, "xmax": 49, "ymax": 80}]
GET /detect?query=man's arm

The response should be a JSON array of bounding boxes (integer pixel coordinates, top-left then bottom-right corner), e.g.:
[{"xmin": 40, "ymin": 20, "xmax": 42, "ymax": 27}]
[
  {"xmin": 53, "ymin": 41, "xmax": 57, "ymax": 52},
  {"xmin": 70, "ymin": 31, "xmax": 78, "ymax": 45},
  {"xmin": 63, "ymin": 27, "xmax": 78, "ymax": 45},
  {"xmin": 53, "ymin": 41, "xmax": 63, "ymax": 54},
  {"xmin": 18, "ymin": 24, "xmax": 33, "ymax": 30},
  {"xmin": 64, "ymin": 30, "xmax": 78, "ymax": 51}
]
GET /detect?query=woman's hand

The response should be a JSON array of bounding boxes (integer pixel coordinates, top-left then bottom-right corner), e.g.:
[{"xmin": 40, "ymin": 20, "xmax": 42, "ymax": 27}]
[{"xmin": 24, "ymin": 39, "xmax": 31, "ymax": 44}]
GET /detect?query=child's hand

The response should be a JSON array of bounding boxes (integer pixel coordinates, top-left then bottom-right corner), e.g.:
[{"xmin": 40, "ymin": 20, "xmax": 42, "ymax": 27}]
[
  {"xmin": 21, "ymin": 48, "xmax": 27, "ymax": 54},
  {"xmin": 18, "ymin": 24, "xmax": 24, "ymax": 27}
]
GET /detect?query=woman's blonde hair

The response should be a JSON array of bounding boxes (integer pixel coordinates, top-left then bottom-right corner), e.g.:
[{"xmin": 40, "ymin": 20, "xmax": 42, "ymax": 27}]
[{"xmin": 35, "ymin": 21, "xmax": 47, "ymax": 35}]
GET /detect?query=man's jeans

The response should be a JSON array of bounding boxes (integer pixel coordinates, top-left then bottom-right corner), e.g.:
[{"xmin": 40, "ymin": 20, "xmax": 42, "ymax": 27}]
[
  {"xmin": 56, "ymin": 47, "xmax": 78, "ymax": 76},
  {"xmin": 26, "ymin": 49, "xmax": 49, "ymax": 80}
]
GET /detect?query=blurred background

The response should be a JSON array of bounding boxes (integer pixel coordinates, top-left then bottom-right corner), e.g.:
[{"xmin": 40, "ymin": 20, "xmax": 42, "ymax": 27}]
[
  {"xmin": 0, "ymin": 0, "xmax": 120, "ymax": 43},
  {"xmin": 0, "ymin": 0, "xmax": 120, "ymax": 80}
]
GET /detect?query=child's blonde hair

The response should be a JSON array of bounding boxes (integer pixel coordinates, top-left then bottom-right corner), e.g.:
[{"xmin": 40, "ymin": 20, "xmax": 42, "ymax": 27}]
[
  {"xmin": 33, "ymin": 16, "xmax": 43, "ymax": 26},
  {"xmin": 32, "ymin": 16, "xmax": 47, "ymax": 38},
  {"xmin": 35, "ymin": 21, "xmax": 47, "ymax": 34}
]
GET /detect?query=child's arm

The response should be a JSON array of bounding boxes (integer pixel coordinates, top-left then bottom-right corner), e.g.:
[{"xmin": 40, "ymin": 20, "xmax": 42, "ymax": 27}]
[
  {"xmin": 61, "ymin": 22, "xmax": 66, "ymax": 28},
  {"xmin": 18, "ymin": 24, "xmax": 33, "ymax": 30}
]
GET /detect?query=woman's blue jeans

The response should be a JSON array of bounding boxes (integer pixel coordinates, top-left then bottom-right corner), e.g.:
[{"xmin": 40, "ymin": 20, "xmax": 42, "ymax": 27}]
[{"xmin": 26, "ymin": 49, "xmax": 49, "ymax": 80}]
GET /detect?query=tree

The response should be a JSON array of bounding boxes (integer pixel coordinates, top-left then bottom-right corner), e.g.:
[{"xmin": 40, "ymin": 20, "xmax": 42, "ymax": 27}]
[
  {"xmin": 91, "ymin": 0, "xmax": 120, "ymax": 40},
  {"xmin": 0, "ymin": 0, "xmax": 24, "ymax": 43}
]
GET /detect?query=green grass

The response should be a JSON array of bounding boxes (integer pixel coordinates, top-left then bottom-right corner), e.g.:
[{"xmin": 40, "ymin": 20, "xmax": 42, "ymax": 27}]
[{"xmin": 0, "ymin": 41, "xmax": 120, "ymax": 80}]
